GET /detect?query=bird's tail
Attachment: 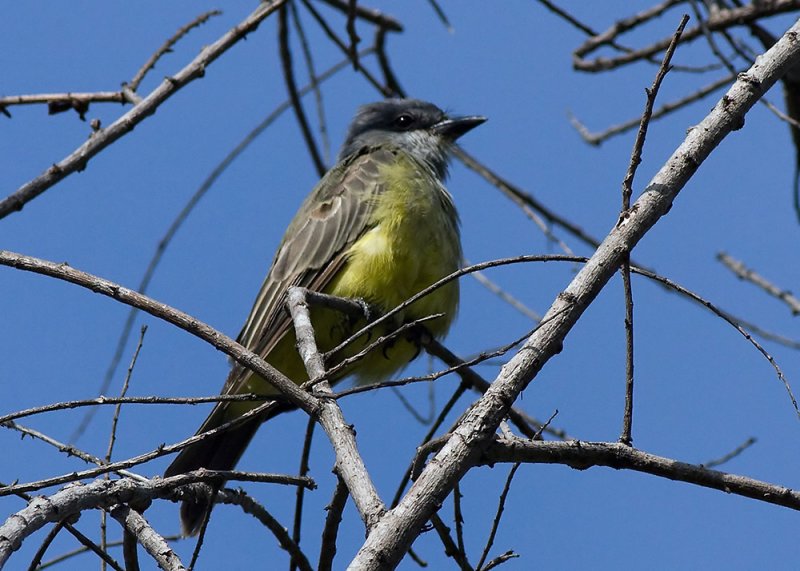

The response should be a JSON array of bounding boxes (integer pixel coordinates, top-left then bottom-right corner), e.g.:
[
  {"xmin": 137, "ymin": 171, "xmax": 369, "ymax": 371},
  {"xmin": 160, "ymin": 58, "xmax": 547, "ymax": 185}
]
[{"xmin": 164, "ymin": 404, "xmax": 263, "ymax": 536}]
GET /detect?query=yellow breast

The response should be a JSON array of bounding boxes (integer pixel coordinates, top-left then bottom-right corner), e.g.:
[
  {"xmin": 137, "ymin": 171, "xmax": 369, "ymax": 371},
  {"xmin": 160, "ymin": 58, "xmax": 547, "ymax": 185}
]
[{"xmin": 324, "ymin": 152, "xmax": 461, "ymax": 382}]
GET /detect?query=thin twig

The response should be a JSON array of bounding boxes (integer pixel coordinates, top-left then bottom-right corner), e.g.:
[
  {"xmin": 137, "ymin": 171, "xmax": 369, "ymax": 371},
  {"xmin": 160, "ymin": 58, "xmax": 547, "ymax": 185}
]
[
  {"xmin": 107, "ymin": 332, "xmax": 147, "ymax": 450},
  {"xmin": 0, "ymin": 92, "xmax": 127, "ymax": 119},
  {"xmin": 619, "ymin": 14, "xmax": 689, "ymax": 446},
  {"xmin": 213, "ymin": 487, "xmax": 314, "ymax": 571},
  {"xmin": 317, "ymin": 0, "xmax": 403, "ymax": 31},
  {"xmin": 0, "ymin": 402, "xmax": 281, "ymax": 497},
  {"xmin": 102, "ymin": 324, "xmax": 147, "ymax": 567},
  {"xmin": 482, "ymin": 551, "xmax": 519, "ymax": 570},
  {"xmin": 470, "ymin": 269, "xmax": 542, "ymax": 322},
  {"xmin": 346, "ymin": 0, "xmax": 360, "ymax": 69},
  {"xmin": 289, "ymin": 2, "xmax": 331, "ymax": 163},
  {"xmin": 453, "ymin": 482, "xmax": 466, "ymax": 559},
  {"xmin": 702, "ymin": 437, "xmax": 757, "ymax": 469},
  {"xmin": 390, "ymin": 382, "xmax": 469, "ymax": 509},
  {"xmin": 1, "ymin": 393, "xmax": 269, "ymax": 427},
  {"xmin": 37, "ymin": 533, "xmax": 141, "ymax": 571},
  {"xmin": 718, "ymin": 252, "xmax": 800, "ymax": 315},
  {"xmin": 0, "ymin": 0, "xmax": 286, "ymax": 219},
  {"xmin": 620, "ymin": 14, "xmax": 689, "ymax": 210},
  {"xmin": 279, "ymin": 5, "xmax": 326, "ymax": 176},
  {"xmin": 573, "ymin": 0, "xmax": 800, "ymax": 71},
  {"xmin": 430, "ymin": 513, "xmax": 473, "ymax": 571},
  {"xmin": 619, "ymin": 266, "xmax": 636, "ymax": 446},
  {"xmin": 27, "ymin": 520, "xmax": 69, "ymax": 571},
  {"xmin": 128, "ymin": 10, "xmax": 222, "ymax": 91},
  {"xmin": 454, "ymin": 147, "xmax": 600, "ymax": 254},
  {"xmin": 569, "ymin": 74, "xmax": 733, "ymax": 146},
  {"xmin": 426, "ymin": 0, "xmax": 453, "ymax": 32},
  {"xmin": 318, "ymin": 472, "xmax": 349, "ymax": 571},
  {"xmin": 374, "ymin": 27, "xmax": 404, "ymax": 96},
  {"xmin": 291, "ymin": 416, "xmax": 316, "ymax": 571},
  {"xmin": 475, "ymin": 463, "xmax": 520, "ymax": 571},
  {"xmin": 3, "ymin": 421, "xmax": 145, "ymax": 481}
]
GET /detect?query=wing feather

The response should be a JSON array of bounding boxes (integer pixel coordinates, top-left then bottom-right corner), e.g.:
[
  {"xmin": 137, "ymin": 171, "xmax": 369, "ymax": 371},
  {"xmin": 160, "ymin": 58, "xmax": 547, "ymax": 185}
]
[{"xmin": 224, "ymin": 147, "xmax": 397, "ymax": 395}]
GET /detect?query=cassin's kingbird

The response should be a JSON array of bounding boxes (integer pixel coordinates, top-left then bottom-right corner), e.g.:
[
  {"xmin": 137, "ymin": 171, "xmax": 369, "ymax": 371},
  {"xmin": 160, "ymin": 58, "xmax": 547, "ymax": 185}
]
[{"xmin": 165, "ymin": 99, "xmax": 485, "ymax": 534}]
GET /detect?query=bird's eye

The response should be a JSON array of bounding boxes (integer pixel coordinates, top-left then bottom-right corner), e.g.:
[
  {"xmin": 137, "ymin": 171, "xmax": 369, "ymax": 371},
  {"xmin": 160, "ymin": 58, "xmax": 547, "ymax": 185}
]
[{"xmin": 393, "ymin": 114, "xmax": 414, "ymax": 129}]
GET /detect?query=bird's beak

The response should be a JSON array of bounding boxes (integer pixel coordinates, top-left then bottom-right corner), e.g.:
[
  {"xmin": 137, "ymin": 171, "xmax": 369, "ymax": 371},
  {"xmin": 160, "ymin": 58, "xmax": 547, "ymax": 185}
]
[{"xmin": 432, "ymin": 115, "xmax": 487, "ymax": 141}]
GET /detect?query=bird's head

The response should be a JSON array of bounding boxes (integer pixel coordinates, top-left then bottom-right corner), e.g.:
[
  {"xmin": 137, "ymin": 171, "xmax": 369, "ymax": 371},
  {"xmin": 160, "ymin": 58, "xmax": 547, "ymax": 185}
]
[{"xmin": 338, "ymin": 99, "xmax": 486, "ymax": 179}]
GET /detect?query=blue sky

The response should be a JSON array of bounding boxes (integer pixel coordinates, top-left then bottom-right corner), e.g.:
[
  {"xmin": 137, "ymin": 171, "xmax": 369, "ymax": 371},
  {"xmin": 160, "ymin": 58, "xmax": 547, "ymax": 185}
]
[{"xmin": 3, "ymin": 2, "xmax": 800, "ymax": 569}]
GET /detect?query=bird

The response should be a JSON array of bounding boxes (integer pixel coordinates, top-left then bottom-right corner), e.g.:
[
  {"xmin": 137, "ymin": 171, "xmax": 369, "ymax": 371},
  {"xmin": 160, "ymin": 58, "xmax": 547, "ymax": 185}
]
[{"xmin": 165, "ymin": 98, "xmax": 485, "ymax": 534}]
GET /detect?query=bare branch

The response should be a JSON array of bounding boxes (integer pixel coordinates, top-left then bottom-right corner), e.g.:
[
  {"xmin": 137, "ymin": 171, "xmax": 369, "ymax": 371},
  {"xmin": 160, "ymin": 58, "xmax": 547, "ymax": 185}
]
[
  {"xmin": 573, "ymin": 0, "xmax": 800, "ymax": 71},
  {"xmin": 702, "ymin": 437, "xmax": 758, "ymax": 469},
  {"xmin": 279, "ymin": 5, "xmax": 327, "ymax": 176},
  {"xmin": 214, "ymin": 488, "xmax": 314, "ymax": 571},
  {"xmin": 0, "ymin": 92, "xmax": 127, "ymax": 119},
  {"xmin": 317, "ymin": 0, "xmax": 403, "ymax": 31},
  {"xmin": 286, "ymin": 287, "xmax": 386, "ymax": 529},
  {"xmin": 476, "ymin": 463, "xmax": 520, "ymax": 571},
  {"xmin": 620, "ymin": 14, "xmax": 689, "ymax": 446},
  {"xmin": 485, "ymin": 438, "xmax": 800, "ymax": 511},
  {"xmin": 570, "ymin": 74, "xmax": 733, "ymax": 145},
  {"xmin": 127, "ymin": 10, "xmax": 222, "ymax": 91},
  {"xmin": 109, "ymin": 505, "xmax": 185, "ymax": 571},
  {"xmin": 430, "ymin": 513, "xmax": 473, "ymax": 571},
  {"xmin": 718, "ymin": 252, "xmax": 800, "ymax": 315},
  {"xmin": 351, "ymin": 20, "xmax": 800, "ymax": 569},
  {"xmin": 318, "ymin": 473, "xmax": 349, "ymax": 571},
  {"xmin": 0, "ymin": 0, "xmax": 286, "ymax": 219}
]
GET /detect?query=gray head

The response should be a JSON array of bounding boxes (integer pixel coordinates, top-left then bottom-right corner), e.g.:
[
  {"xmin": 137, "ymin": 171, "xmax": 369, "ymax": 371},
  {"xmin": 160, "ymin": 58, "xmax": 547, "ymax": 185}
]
[{"xmin": 338, "ymin": 99, "xmax": 486, "ymax": 179}]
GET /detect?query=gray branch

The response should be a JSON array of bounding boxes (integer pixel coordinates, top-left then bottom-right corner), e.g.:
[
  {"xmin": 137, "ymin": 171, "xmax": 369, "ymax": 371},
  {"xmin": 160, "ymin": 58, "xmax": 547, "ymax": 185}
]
[{"xmin": 349, "ymin": 18, "xmax": 800, "ymax": 571}]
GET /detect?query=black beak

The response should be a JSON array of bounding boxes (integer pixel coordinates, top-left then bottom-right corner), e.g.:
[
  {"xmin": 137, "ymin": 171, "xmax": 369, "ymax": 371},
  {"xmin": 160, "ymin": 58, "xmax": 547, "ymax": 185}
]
[{"xmin": 432, "ymin": 115, "xmax": 487, "ymax": 141}]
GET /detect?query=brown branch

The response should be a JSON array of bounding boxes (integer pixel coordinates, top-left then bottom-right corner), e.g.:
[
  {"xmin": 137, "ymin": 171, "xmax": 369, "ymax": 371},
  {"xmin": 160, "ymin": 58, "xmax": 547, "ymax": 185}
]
[
  {"xmin": 0, "ymin": 0, "xmax": 286, "ymax": 219},
  {"xmin": 298, "ymin": 0, "xmax": 390, "ymax": 95},
  {"xmin": 573, "ymin": 0, "xmax": 800, "ymax": 72},
  {"xmin": 0, "ymin": 92, "xmax": 127, "ymax": 119},
  {"xmin": 346, "ymin": 0, "xmax": 361, "ymax": 69},
  {"xmin": 430, "ymin": 513, "xmax": 473, "ymax": 571},
  {"xmin": 485, "ymin": 438, "xmax": 800, "ymax": 511},
  {"xmin": 570, "ymin": 74, "xmax": 734, "ymax": 146},
  {"xmin": 317, "ymin": 0, "xmax": 403, "ymax": 31},
  {"xmin": 475, "ymin": 463, "xmax": 520, "ymax": 571},
  {"xmin": 127, "ymin": 10, "xmax": 222, "ymax": 91},
  {"xmin": 212, "ymin": 487, "xmax": 313, "ymax": 571},
  {"xmin": 27, "ymin": 521, "xmax": 70, "ymax": 571},
  {"xmin": 374, "ymin": 26, "xmax": 404, "ymax": 96},
  {"xmin": 702, "ymin": 437, "xmax": 758, "ymax": 469},
  {"xmin": 0, "ymin": 393, "xmax": 270, "ymax": 426},
  {"xmin": 291, "ymin": 416, "xmax": 316, "ymax": 571},
  {"xmin": 279, "ymin": 5, "xmax": 326, "ymax": 176},
  {"xmin": 453, "ymin": 147, "xmax": 605, "ymax": 253},
  {"xmin": 318, "ymin": 473, "xmax": 349, "ymax": 571},
  {"xmin": 718, "ymin": 252, "xmax": 800, "ymax": 315},
  {"xmin": 619, "ymin": 14, "xmax": 689, "ymax": 446}
]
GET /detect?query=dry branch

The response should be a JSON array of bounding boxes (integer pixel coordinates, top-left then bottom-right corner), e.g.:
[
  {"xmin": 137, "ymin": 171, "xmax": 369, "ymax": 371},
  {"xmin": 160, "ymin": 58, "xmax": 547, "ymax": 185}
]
[{"xmin": 349, "ymin": 18, "xmax": 800, "ymax": 570}]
